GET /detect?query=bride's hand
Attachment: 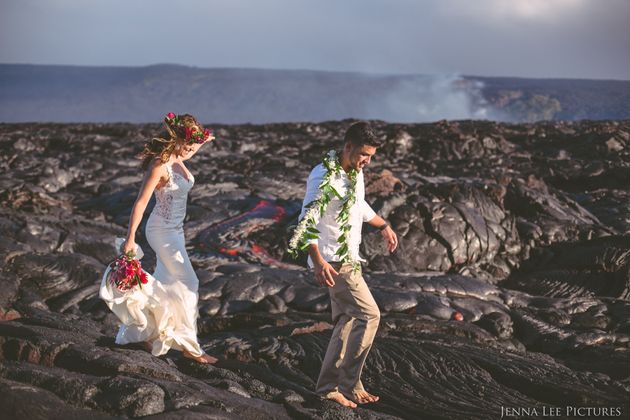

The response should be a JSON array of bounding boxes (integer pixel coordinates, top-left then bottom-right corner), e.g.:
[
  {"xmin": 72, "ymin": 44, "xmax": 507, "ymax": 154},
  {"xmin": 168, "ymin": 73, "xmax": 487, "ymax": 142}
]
[{"xmin": 121, "ymin": 240, "xmax": 136, "ymax": 256}]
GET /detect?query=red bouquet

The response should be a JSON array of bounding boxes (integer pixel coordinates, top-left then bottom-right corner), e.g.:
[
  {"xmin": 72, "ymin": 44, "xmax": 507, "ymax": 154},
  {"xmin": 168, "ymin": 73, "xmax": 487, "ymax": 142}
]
[{"xmin": 106, "ymin": 251, "xmax": 148, "ymax": 292}]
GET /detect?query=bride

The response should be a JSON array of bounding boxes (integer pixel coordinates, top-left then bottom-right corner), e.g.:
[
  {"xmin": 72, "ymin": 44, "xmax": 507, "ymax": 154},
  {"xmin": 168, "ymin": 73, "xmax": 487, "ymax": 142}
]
[{"xmin": 107, "ymin": 112, "xmax": 216, "ymax": 364}]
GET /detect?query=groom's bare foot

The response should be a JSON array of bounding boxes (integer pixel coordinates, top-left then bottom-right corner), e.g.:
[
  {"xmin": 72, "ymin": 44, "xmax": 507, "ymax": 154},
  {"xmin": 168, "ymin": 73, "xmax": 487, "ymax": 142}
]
[
  {"xmin": 326, "ymin": 391, "xmax": 357, "ymax": 409},
  {"xmin": 143, "ymin": 341, "xmax": 153, "ymax": 353},
  {"xmin": 183, "ymin": 349, "xmax": 217, "ymax": 364},
  {"xmin": 351, "ymin": 390, "xmax": 380, "ymax": 404}
]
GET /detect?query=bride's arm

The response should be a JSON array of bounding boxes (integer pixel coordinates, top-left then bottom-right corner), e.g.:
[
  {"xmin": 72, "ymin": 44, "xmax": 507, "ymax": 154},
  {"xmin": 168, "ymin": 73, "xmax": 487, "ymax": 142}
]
[{"xmin": 122, "ymin": 161, "xmax": 167, "ymax": 254}]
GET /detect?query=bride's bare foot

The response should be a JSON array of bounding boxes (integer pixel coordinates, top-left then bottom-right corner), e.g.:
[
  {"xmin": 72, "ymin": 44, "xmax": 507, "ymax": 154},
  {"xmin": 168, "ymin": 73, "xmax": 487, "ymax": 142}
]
[
  {"xmin": 326, "ymin": 391, "xmax": 357, "ymax": 409},
  {"xmin": 351, "ymin": 390, "xmax": 380, "ymax": 404},
  {"xmin": 183, "ymin": 349, "xmax": 217, "ymax": 364}
]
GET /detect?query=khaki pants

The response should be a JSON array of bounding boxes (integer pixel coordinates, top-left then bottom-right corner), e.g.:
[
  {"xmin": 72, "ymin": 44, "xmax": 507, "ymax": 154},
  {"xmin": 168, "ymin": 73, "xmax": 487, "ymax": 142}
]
[{"xmin": 315, "ymin": 262, "xmax": 381, "ymax": 398}]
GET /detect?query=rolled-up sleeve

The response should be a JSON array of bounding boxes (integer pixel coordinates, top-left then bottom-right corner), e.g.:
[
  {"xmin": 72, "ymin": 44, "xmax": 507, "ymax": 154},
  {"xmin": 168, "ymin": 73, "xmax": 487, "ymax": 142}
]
[
  {"xmin": 299, "ymin": 165, "xmax": 325, "ymax": 244},
  {"xmin": 361, "ymin": 198, "xmax": 377, "ymax": 223}
]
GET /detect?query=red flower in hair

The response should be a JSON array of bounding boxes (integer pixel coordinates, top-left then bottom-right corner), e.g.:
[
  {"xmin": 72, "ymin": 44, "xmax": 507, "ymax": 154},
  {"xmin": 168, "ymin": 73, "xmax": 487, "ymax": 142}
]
[
  {"xmin": 188, "ymin": 129, "xmax": 205, "ymax": 144},
  {"xmin": 184, "ymin": 127, "xmax": 194, "ymax": 140},
  {"xmin": 166, "ymin": 112, "xmax": 176, "ymax": 120}
]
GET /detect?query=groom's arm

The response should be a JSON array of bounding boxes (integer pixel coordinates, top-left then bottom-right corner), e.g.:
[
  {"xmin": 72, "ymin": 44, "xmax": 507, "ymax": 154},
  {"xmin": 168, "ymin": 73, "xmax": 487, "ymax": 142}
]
[
  {"xmin": 307, "ymin": 244, "xmax": 337, "ymax": 287},
  {"xmin": 298, "ymin": 166, "xmax": 324, "ymax": 225},
  {"xmin": 300, "ymin": 165, "xmax": 338, "ymax": 287},
  {"xmin": 358, "ymin": 173, "xmax": 397, "ymax": 251},
  {"xmin": 365, "ymin": 210, "xmax": 398, "ymax": 253},
  {"xmin": 358, "ymin": 172, "xmax": 396, "ymax": 251}
]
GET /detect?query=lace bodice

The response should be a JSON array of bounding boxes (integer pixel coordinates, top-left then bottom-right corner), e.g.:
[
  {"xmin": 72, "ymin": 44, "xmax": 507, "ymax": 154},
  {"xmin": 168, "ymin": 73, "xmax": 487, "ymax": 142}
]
[{"xmin": 152, "ymin": 163, "xmax": 194, "ymax": 224}]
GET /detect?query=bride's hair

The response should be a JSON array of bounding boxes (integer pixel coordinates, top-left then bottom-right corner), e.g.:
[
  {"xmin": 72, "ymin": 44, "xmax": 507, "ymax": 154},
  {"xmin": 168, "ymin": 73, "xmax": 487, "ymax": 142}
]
[{"xmin": 140, "ymin": 114, "xmax": 205, "ymax": 170}]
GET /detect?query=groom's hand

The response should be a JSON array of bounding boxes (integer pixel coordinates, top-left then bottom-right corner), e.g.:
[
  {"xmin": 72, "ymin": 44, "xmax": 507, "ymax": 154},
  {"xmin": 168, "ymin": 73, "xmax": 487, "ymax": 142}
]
[
  {"xmin": 368, "ymin": 215, "xmax": 398, "ymax": 253},
  {"xmin": 381, "ymin": 226, "xmax": 398, "ymax": 253},
  {"xmin": 314, "ymin": 260, "xmax": 338, "ymax": 288},
  {"xmin": 308, "ymin": 244, "xmax": 338, "ymax": 287}
]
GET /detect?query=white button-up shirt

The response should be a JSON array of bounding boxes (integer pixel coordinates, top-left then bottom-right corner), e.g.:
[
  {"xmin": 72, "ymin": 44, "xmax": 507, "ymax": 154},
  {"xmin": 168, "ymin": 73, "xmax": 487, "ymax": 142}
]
[{"xmin": 298, "ymin": 163, "xmax": 377, "ymax": 268}]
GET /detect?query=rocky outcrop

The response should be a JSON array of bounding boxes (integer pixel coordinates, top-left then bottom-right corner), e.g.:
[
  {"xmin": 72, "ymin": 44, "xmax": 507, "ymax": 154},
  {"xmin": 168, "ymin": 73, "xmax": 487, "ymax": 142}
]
[{"xmin": 1, "ymin": 120, "xmax": 629, "ymax": 419}]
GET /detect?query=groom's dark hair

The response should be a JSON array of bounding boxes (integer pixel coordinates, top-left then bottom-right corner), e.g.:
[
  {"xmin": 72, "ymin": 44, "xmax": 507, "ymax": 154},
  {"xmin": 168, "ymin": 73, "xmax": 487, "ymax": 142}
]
[{"xmin": 344, "ymin": 121, "xmax": 382, "ymax": 148}]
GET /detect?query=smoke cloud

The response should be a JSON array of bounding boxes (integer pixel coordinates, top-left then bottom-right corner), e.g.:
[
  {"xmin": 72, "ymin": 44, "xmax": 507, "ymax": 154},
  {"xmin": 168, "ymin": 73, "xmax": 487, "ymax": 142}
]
[{"xmin": 370, "ymin": 76, "xmax": 497, "ymax": 123}]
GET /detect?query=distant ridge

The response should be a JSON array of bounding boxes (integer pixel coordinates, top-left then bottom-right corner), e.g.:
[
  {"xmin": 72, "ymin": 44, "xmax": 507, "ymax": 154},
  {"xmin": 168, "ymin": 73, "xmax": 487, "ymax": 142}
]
[{"xmin": 1, "ymin": 63, "xmax": 629, "ymax": 123}]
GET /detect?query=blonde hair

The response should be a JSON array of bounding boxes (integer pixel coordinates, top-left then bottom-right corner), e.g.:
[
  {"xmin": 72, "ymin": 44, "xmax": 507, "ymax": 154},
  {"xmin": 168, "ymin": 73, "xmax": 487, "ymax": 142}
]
[{"xmin": 140, "ymin": 114, "xmax": 205, "ymax": 170}]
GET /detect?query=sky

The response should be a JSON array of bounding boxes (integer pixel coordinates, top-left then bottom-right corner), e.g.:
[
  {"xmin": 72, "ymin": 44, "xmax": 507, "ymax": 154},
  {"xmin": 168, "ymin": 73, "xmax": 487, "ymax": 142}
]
[{"xmin": 1, "ymin": 0, "xmax": 629, "ymax": 80}]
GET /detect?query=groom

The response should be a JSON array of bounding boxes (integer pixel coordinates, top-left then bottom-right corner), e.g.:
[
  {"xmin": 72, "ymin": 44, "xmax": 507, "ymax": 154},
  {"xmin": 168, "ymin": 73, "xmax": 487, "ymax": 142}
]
[{"xmin": 298, "ymin": 121, "xmax": 398, "ymax": 408}]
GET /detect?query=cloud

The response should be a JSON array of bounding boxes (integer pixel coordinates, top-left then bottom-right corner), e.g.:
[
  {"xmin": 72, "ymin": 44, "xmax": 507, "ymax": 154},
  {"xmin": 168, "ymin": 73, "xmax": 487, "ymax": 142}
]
[
  {"xmin": 0, "ymin": 0, "xmax": 629, "ymax": 80},
  {"xmin": 440, "ymin": 0, "xmax": 587, "ymax": 21}
]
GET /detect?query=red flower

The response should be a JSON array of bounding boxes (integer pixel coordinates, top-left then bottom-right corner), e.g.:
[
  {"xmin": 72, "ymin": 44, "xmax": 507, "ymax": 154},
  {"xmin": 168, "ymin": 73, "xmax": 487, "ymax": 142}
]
[
  {"xmin": 166, "ymin": 112, "xmax": 176, "ymax": 119},
  {"xmin": 203, "ymin": 128, "xmax": 210, "ymax": 139},
  {"xmin": 184, "ymin": 127, "xmax": 193, "ymax": 140},
  {"xmin": 107, "ymin": 253, "xmax": 149, "ymax": 292}
]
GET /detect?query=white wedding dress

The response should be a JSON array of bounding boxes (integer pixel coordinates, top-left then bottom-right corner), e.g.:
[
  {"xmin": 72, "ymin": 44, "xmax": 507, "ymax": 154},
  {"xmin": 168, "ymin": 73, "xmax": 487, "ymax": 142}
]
[{"xmin": 99, "ymin": 162, "xmax": 205, "ymax": 357}]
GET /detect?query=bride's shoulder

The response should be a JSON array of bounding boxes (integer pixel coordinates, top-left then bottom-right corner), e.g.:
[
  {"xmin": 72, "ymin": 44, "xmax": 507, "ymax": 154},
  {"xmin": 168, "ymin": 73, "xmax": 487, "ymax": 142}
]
[
  {"xmin": 146, "ymin": 158, "xmax": 170, "ymax": 177},
  {"xmin": 148, "ymin": 157, "xmax": 169, "ymax": 169}
]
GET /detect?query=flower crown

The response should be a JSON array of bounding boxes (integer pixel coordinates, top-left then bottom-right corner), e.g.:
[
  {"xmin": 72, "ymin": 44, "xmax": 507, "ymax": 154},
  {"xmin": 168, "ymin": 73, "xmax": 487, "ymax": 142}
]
[{"xmin": 165, "ymin": 112, "xmax": 213, "ymax": 145}]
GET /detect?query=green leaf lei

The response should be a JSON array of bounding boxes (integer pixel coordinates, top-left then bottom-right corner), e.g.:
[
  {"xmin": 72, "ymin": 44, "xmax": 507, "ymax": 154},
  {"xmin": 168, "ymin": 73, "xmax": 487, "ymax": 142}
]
[{"xmin": 288, "ymin": 150, "xmax": 361, "ymax": 272}]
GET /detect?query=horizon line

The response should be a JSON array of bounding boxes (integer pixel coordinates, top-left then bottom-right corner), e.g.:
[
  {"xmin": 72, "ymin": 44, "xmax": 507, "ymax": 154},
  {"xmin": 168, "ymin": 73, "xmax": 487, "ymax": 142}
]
[{"xmin": 1, "ymin": 62, "xmax": 629, "ymax": 83}]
